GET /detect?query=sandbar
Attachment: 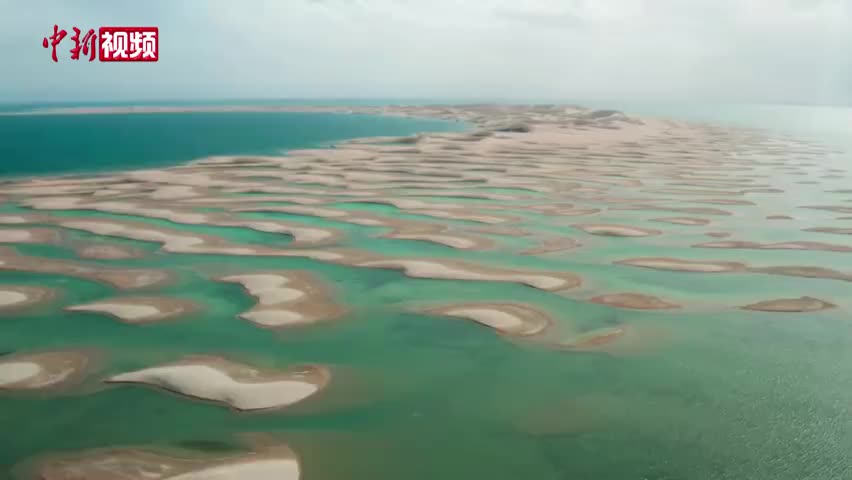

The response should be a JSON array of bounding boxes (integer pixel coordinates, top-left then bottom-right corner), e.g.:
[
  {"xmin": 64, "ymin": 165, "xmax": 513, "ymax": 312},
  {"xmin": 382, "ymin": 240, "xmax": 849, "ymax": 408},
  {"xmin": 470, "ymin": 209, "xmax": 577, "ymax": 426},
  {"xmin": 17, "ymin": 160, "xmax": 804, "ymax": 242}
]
[
  {"xmin": 426, "ymin": 302, "xmax": 551, "ymax": 336},
  {"xmin": 590, "ymin": 293, "xmax": 680, "ymax": 310},
  {"xmin": 107, "ymin": 356, "xmax": 329, "ymax": 411},
  {"xmin": 741, "ymin": 296, "xmax": 836, "ymax": 312},
  {"xmin": 651, "ymin": 217, "xmax": 710, "ymax": 226},
  {"xmin": 0, "ymin": 228, "xmax": 59, "ymax": 244},
  {"xmin": 66, "ymin": 296, "xmax": 197, "ymax": 324},
  {"xmin": 76, "ymin": 244, "xmax": 144, "ymax": 260},
  {"xmin": 555, "ymin": 325, "xmax": 630, "ymax": 351},
  {"xmin": 804, "ymin": 227, "xmax": 852, "ymax": 235},
  {"xmin": 574, "ymin": 224, "xmax": 661, "ymax": 237},
  {"xmin": 0, "ymin": 350, "xmax": 93, "ymax": 391},
  {"xmin": 219, "ymin": 272, "xmax": 345, "ymax": 328},
  {"xmin": 616, "ymin": 257, "xmax": 747, "ymax": 273},
  {"xmin": 0, "ymin": 286, "xmax": 55, "ymax": 311},
  {"xmin": 695, "ymin": 240, "xmax": 852, "ymax": 253},
  {"xmin": 352, "ymin": 258, "xmax": 581, "ymax": 291},
  {"xmin": 0, "ymin": 248, "xmax": 171, "ymax": 290},
  {"xmin": 31, "ymin": 442, "xmax": 300, "ymax": 480},
  {"xmin": 521, "ymin": 236, "xmax": 581, "ymax": 255}
]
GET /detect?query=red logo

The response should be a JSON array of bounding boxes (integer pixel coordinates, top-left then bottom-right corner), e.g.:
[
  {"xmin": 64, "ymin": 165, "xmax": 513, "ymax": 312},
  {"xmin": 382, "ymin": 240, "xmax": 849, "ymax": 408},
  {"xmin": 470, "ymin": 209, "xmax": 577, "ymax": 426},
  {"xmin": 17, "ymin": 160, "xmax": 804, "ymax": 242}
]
[
  {"xmin": 99, "ymin": 27, "xmax": 159, "ymax": 62},
  {"xmin": 42, "ymin": 25, "xmax": 158, "ymax": 62},
  {"xmin": 42, "ymin": 25, "xmax": 68, "ymax": 63}
]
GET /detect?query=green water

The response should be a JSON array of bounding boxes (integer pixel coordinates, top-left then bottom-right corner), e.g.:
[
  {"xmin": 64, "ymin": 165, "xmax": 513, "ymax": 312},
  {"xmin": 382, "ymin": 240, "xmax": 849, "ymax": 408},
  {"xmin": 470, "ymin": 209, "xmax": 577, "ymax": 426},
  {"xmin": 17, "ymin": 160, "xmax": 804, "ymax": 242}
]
[
  {"xmin": 1, "ymin": 104, "xmax": 852, "ymax": 480},
  {"xmin": 3, "ymin": 260, "xmax": 851, "ymax": 479}
]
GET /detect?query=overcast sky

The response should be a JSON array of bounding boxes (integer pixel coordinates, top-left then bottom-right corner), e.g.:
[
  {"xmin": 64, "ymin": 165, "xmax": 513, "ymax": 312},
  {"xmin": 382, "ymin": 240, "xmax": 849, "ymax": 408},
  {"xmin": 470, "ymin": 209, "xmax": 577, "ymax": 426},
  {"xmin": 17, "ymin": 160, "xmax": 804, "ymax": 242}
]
[{"xmin": 2, "ymin": 0, "xmax": 851, "ymax": 105}]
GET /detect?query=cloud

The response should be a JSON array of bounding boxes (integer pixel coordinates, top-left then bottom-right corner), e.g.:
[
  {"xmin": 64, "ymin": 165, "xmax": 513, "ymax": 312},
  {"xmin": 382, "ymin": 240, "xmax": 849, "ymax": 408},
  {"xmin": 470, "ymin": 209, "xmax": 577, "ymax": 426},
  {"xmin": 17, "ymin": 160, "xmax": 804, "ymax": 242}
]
[
  {"xmin": 1, "ymin": 0, "xmax": 851, "ymax": 105},
  {"xmin": 493, "ymin": 6, "xmax": 585, "ymax": 30}
]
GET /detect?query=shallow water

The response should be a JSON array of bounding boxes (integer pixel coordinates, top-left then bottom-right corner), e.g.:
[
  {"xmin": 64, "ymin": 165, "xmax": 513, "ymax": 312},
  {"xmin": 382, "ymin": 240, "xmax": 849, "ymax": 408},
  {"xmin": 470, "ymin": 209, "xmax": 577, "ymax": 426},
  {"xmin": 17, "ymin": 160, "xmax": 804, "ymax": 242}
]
[{"xmin": 1, "ymin": 105, "xmax": 852, "ymax": 480}]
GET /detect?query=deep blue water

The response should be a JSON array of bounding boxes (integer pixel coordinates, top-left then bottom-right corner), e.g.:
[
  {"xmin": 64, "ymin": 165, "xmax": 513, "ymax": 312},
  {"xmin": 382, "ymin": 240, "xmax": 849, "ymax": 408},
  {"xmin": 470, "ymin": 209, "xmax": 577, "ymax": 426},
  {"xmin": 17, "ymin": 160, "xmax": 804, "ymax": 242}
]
[{"xmin": 0, "ymin": 111, "xmax": 464, "ymax": 177}]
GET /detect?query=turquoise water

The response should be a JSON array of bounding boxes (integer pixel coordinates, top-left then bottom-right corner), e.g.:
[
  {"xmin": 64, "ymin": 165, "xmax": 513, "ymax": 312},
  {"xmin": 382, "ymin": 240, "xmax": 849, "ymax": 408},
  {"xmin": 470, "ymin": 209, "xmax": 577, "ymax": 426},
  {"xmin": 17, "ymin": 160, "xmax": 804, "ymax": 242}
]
[
  {"xmin": 0, "ymin": 111, "xmax": 464, "ymax": 177},
  {"xmin": 1, "ymin": 101, "xmax": 852, "ymax": 480}
]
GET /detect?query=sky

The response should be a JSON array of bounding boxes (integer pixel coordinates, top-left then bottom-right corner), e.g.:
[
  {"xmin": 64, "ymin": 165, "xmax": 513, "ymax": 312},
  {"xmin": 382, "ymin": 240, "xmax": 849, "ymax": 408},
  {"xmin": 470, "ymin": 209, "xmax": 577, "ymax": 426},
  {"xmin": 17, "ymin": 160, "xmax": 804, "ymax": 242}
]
[{"xmin": 1, "ymin": 0, "xmax": 851, "ymax": 105}]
